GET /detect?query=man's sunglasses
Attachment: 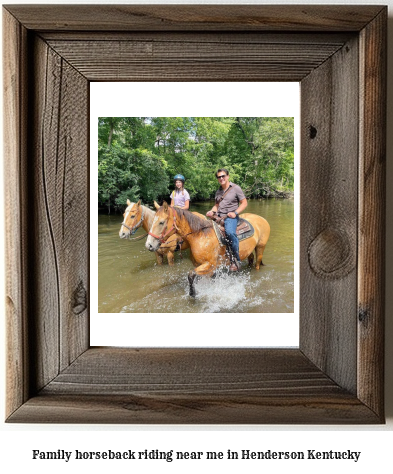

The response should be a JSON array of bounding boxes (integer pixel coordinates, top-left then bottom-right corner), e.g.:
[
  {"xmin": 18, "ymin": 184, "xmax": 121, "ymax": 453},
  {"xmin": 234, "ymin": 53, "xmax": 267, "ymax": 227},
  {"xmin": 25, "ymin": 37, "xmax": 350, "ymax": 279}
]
[{"xmin": 217, "ymin": 175, "xmax": 227, "ymax": 179}]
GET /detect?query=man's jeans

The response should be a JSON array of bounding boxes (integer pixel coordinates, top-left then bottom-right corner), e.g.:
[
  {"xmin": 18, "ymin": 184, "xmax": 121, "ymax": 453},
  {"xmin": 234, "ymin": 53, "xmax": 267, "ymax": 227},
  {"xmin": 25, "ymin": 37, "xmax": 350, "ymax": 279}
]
[{"xmin": 224, "ymin": 216, "xmax": 240, "ymax": 262}]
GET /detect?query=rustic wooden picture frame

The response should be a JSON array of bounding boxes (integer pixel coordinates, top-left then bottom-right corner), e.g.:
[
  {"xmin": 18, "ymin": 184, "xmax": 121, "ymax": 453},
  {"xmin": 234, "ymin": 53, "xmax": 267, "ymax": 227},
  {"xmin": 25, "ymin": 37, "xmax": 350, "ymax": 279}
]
[{"xmin": 3, "ymin": 5, "xmax": 386, "ymax": 424}]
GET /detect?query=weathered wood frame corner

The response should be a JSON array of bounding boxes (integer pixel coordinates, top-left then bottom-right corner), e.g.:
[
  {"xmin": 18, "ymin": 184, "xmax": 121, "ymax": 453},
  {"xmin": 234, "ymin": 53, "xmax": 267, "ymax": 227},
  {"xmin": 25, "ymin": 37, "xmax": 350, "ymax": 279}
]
[{"xmin": 3, "ymin": 5, "xmax": 386, "ymax": 424}]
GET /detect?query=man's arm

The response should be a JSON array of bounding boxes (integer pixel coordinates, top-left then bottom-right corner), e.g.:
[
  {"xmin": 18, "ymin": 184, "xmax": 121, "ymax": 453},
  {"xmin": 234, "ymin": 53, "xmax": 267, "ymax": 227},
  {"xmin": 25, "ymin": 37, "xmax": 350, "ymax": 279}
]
[
  {"xmin": 228, "ymin": 198, "xmax": 247, "ymax": 218},
  {"xmin": 206, "ymin": 204, "xmax": 218, "ymax": 217}
]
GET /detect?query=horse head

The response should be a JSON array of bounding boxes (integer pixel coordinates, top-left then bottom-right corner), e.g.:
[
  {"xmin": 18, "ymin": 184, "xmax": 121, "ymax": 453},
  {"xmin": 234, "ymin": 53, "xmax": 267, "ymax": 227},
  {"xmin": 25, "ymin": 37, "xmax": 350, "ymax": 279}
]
[
  {"xmin": 119, "ymin": 199, "xmax": 143, "ymax": 239},
  {"xmin": 145, "ymin": 201, "xmax": 177, "ymax": 252}
]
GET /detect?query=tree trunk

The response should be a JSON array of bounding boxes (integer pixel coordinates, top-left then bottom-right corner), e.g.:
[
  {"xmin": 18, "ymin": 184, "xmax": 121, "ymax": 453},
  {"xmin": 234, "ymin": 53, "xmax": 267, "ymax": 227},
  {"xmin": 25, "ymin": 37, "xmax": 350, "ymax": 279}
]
[{"xmin": 107, "ymin": 119, "xmax": 114, "ymax": 148}]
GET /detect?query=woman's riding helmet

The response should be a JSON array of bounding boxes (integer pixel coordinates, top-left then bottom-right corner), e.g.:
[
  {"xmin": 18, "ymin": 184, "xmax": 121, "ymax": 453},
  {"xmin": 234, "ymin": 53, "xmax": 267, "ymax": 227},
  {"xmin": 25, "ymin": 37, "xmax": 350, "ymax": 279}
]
[{"xmin": 173, "ymin": 174, "xmax": 185, "ymax": 182}]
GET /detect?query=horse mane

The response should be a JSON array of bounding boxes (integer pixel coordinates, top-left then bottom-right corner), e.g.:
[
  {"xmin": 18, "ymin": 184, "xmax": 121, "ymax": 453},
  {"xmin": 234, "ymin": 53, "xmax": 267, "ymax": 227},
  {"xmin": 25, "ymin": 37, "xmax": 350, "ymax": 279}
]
[
  {"xmin": 126, "ymin": 202, "xmax": 154, "ymax": 216},
  {"xmin": 140, "ymin": 204, "xmax": 155, "ymax": 216},
  {"xmin": 174, "ymin": 208, "xmax": 213, "ymax": 234}
]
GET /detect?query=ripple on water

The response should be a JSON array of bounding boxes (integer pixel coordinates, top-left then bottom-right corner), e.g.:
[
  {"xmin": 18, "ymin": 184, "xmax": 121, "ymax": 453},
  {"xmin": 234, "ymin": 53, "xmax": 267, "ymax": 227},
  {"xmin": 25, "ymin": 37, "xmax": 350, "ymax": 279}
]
[
  {"xmin": 119, "ymin": 264, "xmax": 294, "ymax": 314},
  {"xmin": 100, "ymin": 200, "xmax": 295, "ymax": 313}
]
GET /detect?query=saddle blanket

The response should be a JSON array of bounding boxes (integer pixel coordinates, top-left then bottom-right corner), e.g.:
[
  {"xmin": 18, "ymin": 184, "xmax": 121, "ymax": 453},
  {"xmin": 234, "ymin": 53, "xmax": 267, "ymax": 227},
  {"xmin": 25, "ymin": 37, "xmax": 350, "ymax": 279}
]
[{"xmin": 213, "ymin": 217, "xmax": 255, "ymax": 247}]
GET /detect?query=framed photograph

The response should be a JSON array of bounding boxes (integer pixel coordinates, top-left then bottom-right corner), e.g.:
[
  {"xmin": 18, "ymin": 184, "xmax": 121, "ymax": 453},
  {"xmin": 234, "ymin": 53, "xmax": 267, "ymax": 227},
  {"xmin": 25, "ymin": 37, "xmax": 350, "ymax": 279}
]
[
  {"xmin": 4, "ymin": 5, "xmax": 386, "ymax": 424},
  {"xmin": 91, "ymin": 83, "xmax": 300, "ymax": 348}
]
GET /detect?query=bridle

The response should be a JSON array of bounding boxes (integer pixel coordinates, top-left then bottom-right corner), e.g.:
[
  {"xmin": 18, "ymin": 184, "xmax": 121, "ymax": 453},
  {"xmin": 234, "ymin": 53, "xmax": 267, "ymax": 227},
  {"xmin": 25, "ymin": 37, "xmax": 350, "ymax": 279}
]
[
  {"xmin": 148, "ymin": 207, "xmax": 178, "ymax": 244},
  {"xmin": 148, "ymin": 207, "xmax": 214, "ymax": 248},
  {"xmin": 121, "ymin": 206, "xmax": 145, "ymax": 236}
]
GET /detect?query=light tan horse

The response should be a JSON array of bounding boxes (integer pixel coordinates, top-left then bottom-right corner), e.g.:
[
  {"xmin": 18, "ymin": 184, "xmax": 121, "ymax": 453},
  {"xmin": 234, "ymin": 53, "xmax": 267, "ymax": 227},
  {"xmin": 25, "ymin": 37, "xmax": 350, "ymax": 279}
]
[
  {"xmin": 145, "ymin": 201, "xmax": 270, "ymax": 296},
  {"xmin": 119, "ymin": 200, "xmax": 189, "ymax": 265}
]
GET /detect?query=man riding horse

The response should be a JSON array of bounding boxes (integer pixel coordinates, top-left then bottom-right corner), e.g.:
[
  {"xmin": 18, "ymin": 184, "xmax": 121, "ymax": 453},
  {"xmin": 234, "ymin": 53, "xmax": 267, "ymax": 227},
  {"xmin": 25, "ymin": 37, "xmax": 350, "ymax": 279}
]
[{"xmin": 206, "ymin": 168, "xmax": 248, "ymax": 271}]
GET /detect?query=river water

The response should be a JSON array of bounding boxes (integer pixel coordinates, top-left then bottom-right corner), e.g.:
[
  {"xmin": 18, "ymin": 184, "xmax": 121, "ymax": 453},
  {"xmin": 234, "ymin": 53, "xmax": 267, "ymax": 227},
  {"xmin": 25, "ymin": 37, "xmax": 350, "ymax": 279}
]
[{"xmin": 98, "ymin": 199, "xmax": 294, "ymax": 313}]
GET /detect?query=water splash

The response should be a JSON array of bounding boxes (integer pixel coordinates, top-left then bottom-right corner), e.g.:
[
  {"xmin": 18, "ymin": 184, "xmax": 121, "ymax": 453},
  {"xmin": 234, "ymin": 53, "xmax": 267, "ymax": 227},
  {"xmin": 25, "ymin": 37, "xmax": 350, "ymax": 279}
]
[
  {"xmin": 119, "ymin": 263, "xmax": 292, "ymax": 313},
  {"xmin": 189, "ymin": 266, "xmax": 249, "ymax": 313}
]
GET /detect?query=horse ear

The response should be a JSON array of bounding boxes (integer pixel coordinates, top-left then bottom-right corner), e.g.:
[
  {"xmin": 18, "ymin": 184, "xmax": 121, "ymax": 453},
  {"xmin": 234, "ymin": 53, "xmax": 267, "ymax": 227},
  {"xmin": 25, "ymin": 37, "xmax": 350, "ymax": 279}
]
[
  {"xmin": 136, "ymin": 200, "xmax": 141, "ymax": 207},
  {"xmin": 154, "ymin": 201, "xmax": 160, "ymax": 210},
  {"xmin": 127, "ymin": 199, "xmax": 131, "ymax": 206},
  {"xmin": 163, "ymin": 201, "xmax": 168, "ymax": 211}
]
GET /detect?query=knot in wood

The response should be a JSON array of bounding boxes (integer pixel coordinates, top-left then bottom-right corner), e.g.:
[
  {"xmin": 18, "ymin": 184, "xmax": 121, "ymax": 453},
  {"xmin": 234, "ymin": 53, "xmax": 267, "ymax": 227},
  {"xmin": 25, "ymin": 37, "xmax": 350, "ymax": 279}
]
[
  {"xmin": 73, "ymin": 281, "xmax": 87, "ymax": 315},
  {"xmin": 358, "ymin": 307, "xmax": 370, "ymax": 326},
  {"xmin": 308, "ymin": 228, "xmax": 355, "ymax": 279},
  {"xmin": 309, "ymin": 125, "xmax": 317, "ymax": 139}
]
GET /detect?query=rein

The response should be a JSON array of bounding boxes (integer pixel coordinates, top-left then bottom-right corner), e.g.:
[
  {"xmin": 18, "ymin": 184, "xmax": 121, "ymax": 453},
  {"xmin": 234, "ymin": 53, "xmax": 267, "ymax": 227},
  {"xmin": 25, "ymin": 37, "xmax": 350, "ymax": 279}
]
[
  {"xmin": 126, "ymin": 232, "xmax": 148, "ymax": 241},
  {"xmin": 157, "ymin": 226, "xmax": 211, "ymax": 249},
  {"xmin": 152, "ymin": 211, "xmax": 213, "ymax": 247},
  {"xmin": 175, "ymin": 224, "xmax": 213, "ymax": 241}
]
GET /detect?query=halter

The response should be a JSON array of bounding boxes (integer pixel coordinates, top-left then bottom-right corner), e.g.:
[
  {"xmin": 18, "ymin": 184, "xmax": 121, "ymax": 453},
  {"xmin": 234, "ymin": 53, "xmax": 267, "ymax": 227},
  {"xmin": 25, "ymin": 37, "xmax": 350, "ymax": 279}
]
[
  {"xmin": 121, "ymin": 206, "xmax": 145, "ymax": 236},
  {"xmin": 148, "ymin": 207, "xmax": 178, "ymax": 244}
]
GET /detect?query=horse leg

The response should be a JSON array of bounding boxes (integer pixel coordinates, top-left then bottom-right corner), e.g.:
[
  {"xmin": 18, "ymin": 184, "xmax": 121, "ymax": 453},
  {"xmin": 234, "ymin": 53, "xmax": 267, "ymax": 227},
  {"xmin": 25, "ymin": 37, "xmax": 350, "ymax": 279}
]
[
  {"xmin": 188, "ymin": 271, "xmax": 197, "ymax": 297},
  {"xmin": 188, "ymin": 262, "xmax": 216, "ymax": 297},
  {"xmin": 248, "ymin": 251, "xmax": 255, "ymax": 267},
  {"xmin": 195, "ymin": 262, "xmax": 216, "ymax": 277},
  {"xmin": 155, "ymin": 251, "xmax": 164, "ymax": 265},
  {"xmin": 167, "ymin": 250, "xmax": 175, "ymax": 266},
  {"xmin": 255, "ymin": 244, "xmax": 266, "ymax": 270}
]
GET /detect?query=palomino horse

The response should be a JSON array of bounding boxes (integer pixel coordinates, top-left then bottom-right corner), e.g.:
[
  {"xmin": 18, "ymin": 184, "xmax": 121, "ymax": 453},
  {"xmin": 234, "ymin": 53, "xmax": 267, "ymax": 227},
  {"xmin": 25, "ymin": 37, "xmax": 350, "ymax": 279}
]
[
  {"xmin": 145, "ymin": 201, "xmax": 270, "ymax": 296},
  {"xmin": 119, "ymin": 200, "xmax": 189, "ymax": 265}
]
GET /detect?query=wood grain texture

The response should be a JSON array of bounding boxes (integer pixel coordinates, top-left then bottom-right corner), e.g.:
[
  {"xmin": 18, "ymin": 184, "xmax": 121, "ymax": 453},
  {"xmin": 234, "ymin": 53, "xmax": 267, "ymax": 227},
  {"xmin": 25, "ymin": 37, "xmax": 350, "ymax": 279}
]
[
  {"xmin": 7, "ymin": 348, "xmax": 380, "ymax": 424},
  {"xmin": 29, "ymin": 36, "xmax": 90, "ymax": 387},
  {"xmin": 44, "ymin": 348, "xmax": 341, "ymax": 395},
  {"xmin": 40, "ymin": 31, "xmax": 354, "ymax": 44},
  {"xmin": 3, "ymin": 5, "xmax": 386, "ymax": 424},
  {"xmin": 3, "ymin": 9, "xmax": 30, "ymax": 417},
  {"xmin": 300, "ymin": 36, "xmax": 359, "ymax": 394},
  {"xmin": 358, "ymin": 9, "xmax": 386, "ymax": 417},
  {"xmin": 9, "ymin": 392, "xmax": 379, "ymax": 425},
  {"xmin": 3, "ymin": 5, "xmax": 384, "ymax": 32},
  {"xmin": 46, "ymin": 38, "xmax": 347, "ymax": 82}
]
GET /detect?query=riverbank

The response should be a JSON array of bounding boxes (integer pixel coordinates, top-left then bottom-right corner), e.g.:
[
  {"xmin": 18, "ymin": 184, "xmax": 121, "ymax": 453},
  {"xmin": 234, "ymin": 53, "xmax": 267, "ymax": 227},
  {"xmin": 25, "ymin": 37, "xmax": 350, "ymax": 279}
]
[{"xmin": 98, "ymin": 195, "xmax": 294, "ymax": 214}]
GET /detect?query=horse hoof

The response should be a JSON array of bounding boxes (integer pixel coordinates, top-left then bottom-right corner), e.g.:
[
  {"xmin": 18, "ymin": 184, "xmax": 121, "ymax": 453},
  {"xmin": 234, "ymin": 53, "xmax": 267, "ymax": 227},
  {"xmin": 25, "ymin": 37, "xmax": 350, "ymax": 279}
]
[{"xmin": 189, "ymin": 287, "xmax": 196, "ymax": 297}]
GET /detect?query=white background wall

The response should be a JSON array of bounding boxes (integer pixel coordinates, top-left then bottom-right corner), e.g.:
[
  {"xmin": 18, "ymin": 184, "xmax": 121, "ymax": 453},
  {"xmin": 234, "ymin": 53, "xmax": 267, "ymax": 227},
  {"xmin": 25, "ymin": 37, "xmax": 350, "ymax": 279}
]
[{"xmin": 1, "ymin": 0, "xmax": 392, "ymax": 472}]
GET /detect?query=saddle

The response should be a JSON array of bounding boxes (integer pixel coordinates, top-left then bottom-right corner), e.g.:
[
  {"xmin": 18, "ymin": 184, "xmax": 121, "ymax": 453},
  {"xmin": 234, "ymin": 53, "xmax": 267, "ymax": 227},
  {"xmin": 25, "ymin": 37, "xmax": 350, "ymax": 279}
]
[{"xmin": 212, "ymin": 216, "xmax": 255, "ymax": 247}]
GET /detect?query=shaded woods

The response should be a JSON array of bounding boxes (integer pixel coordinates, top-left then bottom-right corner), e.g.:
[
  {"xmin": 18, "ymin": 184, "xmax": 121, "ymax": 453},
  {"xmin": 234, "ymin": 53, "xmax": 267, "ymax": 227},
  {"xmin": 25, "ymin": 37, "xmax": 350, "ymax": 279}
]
[{"xmin": 98, "ymin": 117, "xmax": 294, "ymax": 213}]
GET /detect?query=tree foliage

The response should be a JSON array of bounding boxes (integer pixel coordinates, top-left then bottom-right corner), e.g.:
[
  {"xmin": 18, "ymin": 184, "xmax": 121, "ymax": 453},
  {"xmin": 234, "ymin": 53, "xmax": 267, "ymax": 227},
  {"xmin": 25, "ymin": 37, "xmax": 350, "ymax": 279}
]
[{"xmin": 98, "ymin": 117, "xmax": 294, "ymax": 212}]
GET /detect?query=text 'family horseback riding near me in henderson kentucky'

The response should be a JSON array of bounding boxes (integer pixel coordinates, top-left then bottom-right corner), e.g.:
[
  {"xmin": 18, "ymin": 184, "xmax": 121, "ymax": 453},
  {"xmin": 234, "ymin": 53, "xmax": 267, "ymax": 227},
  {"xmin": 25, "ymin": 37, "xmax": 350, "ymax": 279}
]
[{"xmin": 31, "ymin": 449, "xmax": 362, "ymax": 463}]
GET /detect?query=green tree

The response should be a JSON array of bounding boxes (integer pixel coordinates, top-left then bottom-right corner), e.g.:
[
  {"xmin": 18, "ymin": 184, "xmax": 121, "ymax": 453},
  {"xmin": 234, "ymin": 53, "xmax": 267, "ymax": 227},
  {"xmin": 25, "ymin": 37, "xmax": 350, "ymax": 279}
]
[{"xmin": 98, "ymin": 116, "xmax": 294, "ymax": 212}]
